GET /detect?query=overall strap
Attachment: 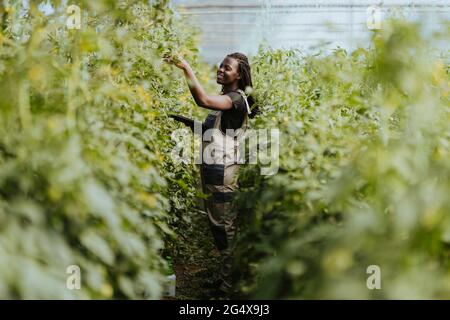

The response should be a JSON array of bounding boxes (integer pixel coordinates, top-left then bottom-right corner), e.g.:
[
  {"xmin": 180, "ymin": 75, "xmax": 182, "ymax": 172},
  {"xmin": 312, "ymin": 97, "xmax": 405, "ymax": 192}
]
[
  {"xmin": 213, "ymin": 89, "xmax": 251, "ymax": 133},
  {"xmin": 236, "ymin": 89, "xmax": 252, "ymax": 115}
]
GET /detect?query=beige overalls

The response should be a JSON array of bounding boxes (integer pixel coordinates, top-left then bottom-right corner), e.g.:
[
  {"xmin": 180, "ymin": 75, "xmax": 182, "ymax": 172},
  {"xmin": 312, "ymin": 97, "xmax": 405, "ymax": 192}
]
[{"xmin": 200, "ymin": 89, "xmax": 250, "ymax": 292}]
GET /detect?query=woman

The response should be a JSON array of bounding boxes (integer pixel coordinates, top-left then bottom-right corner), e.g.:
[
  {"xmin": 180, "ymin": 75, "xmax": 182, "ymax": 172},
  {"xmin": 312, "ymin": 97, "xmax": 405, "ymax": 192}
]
[{"xmin": 165, "ymin": 52, "xmax": 256, "ymax": 294}]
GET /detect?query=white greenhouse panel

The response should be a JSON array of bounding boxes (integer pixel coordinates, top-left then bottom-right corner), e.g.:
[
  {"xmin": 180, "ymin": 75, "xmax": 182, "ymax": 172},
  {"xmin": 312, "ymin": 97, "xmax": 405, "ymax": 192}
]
[{"xmin": 171, "ymin": 0, "xmax": 450, "ymax": 64}]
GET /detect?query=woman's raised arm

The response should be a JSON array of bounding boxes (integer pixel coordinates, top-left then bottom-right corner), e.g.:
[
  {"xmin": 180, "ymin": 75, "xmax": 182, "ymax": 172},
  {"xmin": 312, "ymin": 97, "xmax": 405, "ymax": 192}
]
[{"xmin": 164, "ymin": 56, "xmax": 233, "ymax": 111}]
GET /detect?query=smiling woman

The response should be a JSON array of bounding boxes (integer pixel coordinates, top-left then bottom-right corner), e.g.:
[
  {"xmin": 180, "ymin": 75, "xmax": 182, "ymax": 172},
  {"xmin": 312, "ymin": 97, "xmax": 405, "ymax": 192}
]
[{"xmin": 165, "ymin": 51, "xmax": 257, "ymax": 294}]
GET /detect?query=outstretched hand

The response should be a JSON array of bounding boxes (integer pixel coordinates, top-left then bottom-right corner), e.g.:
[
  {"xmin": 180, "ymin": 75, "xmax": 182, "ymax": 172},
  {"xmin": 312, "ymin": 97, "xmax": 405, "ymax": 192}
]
[{"xmin": 163, "ymin": 53, "xmax": 189, "ymax": 70}]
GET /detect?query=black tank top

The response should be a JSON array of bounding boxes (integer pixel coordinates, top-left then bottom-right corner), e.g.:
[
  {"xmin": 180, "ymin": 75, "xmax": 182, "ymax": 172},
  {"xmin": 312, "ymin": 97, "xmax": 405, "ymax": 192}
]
[{"xmin": 220, "ymin": 91, "xmax": 246, "ymax": 133}]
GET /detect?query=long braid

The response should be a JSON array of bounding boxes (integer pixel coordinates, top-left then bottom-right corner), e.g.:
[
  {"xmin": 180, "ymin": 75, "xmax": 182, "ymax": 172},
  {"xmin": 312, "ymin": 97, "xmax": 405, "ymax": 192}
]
[{"xmin": 224, "ymin": 52, "xmax": 259, "ymax": 118}]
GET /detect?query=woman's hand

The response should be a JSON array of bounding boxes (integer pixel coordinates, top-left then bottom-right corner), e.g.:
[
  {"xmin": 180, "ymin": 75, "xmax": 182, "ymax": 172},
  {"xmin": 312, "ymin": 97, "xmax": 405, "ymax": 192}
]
[{"xmin": 163, "ymin": 53, "xmax": 189, "ymax": 70}]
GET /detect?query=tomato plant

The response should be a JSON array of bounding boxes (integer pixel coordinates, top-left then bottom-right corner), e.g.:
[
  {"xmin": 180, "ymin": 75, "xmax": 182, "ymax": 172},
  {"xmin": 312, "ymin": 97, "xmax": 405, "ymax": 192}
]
[
  {"xmin": 0, "ymin": 0, "xmax": 212, "ymax": 299},
  {"xmin": 234, "ymin": 20, "xmax": 450, "ymax": 299}
]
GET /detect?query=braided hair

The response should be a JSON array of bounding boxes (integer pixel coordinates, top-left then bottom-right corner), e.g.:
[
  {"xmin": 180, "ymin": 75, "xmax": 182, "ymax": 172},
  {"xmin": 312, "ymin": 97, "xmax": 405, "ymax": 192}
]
[{"xmin": 223, "ymin": 52, "xmax": 259, "ymax": 119}]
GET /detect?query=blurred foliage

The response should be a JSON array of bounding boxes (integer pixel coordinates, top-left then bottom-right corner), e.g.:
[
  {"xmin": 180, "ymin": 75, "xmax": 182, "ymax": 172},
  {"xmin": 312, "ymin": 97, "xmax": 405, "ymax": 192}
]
[
  {"xmin": 0, "ymin": 0, "xmax": 213, "ymax": 299},
  {"xmin": 235, "ymin": 20, "xmax": 450, "ymax": 299}
]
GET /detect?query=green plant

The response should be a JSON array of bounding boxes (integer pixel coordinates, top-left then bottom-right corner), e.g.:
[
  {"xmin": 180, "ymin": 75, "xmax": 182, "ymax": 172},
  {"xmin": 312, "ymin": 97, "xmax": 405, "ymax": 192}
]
[
  {"xmin": 235, "ymin": 20, "xmax": 450, "ymax": 299},
  {"xmin": 0, "ymin": 0, "xmax": 209, "ymax": 299}
]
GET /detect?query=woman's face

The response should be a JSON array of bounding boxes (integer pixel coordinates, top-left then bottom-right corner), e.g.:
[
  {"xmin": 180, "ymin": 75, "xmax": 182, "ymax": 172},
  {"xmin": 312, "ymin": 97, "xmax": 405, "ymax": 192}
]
[{"xmin": 216, "ymin": 57, "xmax": 241, "ymax": 85}]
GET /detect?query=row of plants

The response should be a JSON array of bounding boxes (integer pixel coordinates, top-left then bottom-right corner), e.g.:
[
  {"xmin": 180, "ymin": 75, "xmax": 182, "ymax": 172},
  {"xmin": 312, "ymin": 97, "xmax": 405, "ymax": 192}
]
[
  {"xmin": 234, "ymin": 20, "xmax": 450, "ymax": 299},
  {"xmin": 0, "ymin": 0, "xmax": 211, "ymax": 299}
]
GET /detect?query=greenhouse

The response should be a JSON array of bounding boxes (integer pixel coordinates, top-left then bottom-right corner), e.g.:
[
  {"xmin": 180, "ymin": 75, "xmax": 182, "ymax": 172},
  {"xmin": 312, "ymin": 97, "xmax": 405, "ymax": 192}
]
[
  {"xmin": 0, "ymin": 0, "xmax": 449, "ymax": 308},
  {"xmin": 172, "ymin": 0, "xmax": 449, "ymax": 63}
]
